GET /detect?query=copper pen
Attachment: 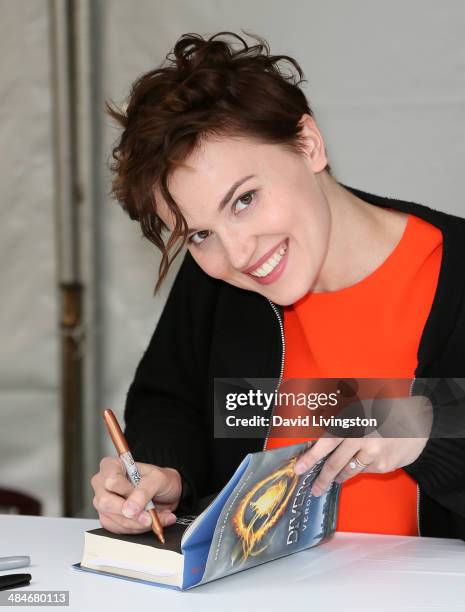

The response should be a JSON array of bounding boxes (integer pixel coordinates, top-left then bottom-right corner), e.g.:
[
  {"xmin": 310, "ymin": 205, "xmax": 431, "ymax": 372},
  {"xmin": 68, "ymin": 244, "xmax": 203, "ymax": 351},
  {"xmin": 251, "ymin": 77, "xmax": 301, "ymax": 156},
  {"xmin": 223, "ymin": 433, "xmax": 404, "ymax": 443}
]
[{"xmin": 103, "ymin": 409, "xmax": 165, "ymax": 545}]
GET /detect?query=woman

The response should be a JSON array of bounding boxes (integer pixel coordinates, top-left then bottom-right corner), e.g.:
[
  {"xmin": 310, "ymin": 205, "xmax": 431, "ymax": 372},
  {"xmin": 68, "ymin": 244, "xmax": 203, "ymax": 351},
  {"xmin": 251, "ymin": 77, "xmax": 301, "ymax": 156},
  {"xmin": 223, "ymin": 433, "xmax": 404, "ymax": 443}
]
[{"xmin": 91, "ymin": 32, "xmax": 465, "ymax": 538}]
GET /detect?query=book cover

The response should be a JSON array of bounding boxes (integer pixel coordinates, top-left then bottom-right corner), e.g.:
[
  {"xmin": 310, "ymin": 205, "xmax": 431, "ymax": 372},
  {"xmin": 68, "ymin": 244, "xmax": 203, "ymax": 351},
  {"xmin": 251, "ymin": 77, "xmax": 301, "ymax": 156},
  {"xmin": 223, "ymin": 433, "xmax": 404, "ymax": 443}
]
[{"xmin": 76, "ymin": 441, "xmax": 340, "ymax": 590}]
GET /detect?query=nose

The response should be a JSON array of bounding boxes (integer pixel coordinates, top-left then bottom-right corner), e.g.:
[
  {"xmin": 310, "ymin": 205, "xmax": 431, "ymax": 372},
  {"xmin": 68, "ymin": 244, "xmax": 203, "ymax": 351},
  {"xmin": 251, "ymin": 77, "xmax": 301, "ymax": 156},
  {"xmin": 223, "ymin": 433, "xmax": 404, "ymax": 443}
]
[{"xmin": 219, "ymin": 229, "xmax": 256, "ymax": 272}]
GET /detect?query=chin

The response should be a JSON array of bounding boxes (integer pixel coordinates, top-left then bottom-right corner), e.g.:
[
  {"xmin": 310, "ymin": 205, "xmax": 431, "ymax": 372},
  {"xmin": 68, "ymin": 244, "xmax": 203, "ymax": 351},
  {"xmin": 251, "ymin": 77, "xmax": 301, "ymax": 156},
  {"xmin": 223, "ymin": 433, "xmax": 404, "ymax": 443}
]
[
  {"xmin": 267, "ymin": 286, "xmax": 309, "ymax": 307},
  {"xmin": 277, "ymin": 272, "xmax": 319, "ymax": 305}
]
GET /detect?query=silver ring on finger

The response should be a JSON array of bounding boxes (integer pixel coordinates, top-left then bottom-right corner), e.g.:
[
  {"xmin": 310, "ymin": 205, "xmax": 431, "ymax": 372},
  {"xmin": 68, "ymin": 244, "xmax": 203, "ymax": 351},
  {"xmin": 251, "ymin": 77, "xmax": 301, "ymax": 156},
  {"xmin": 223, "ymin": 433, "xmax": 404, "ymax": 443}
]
[{"xmin": 348, "ymin": 455, "xmax": 369, "ymax": 470}]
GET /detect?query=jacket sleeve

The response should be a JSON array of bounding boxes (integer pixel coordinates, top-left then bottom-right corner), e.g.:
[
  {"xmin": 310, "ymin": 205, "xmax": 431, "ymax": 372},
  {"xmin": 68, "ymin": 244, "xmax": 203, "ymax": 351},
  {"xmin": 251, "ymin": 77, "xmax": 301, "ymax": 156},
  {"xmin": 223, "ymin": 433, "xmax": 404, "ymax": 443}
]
[
  {"xmin": 123, "ymin": 252, "xmax": 220, "ymax": 514},
  {"xmin": 404, "ymin": 378, "xmax": 465, "ymax": 522}
]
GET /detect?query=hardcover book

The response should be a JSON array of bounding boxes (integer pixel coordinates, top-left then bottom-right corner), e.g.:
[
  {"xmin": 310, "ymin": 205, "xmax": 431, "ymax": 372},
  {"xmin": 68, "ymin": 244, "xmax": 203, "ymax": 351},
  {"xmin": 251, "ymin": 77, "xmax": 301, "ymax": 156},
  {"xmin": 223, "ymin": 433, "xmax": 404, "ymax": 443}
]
[{"xmin": 76, "ymin": 441, "xmax": 340, "ymax": 590}]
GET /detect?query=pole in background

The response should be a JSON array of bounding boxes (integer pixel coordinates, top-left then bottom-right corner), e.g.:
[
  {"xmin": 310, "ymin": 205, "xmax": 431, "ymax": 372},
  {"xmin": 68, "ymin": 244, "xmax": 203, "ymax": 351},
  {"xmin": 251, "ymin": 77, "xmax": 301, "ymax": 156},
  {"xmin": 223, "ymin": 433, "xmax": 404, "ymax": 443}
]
[{"xmin": 49, "ymin": 0, "xmax": 84, "ymax": 517}]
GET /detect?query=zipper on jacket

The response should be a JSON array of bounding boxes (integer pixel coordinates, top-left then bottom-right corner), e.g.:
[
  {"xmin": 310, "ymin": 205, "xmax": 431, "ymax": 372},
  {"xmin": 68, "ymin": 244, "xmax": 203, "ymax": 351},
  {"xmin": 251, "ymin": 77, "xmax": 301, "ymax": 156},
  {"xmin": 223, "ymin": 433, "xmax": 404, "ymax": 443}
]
[
  {"xmin": 410, "ymin": 376, "xmax": 422, "ymax": 536},
  {"xmin": 263, "ymin": 299, "xmax": 286, "ymax": 451}
]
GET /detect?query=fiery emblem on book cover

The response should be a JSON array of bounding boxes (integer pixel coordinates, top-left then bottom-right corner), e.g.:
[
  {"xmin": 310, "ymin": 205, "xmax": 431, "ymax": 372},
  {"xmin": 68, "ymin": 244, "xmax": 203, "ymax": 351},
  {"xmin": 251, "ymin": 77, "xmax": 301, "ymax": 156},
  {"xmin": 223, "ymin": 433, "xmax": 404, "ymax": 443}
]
[{"xmin": 231, "ymin": 458, "xmax": 299, "ymax": 565}]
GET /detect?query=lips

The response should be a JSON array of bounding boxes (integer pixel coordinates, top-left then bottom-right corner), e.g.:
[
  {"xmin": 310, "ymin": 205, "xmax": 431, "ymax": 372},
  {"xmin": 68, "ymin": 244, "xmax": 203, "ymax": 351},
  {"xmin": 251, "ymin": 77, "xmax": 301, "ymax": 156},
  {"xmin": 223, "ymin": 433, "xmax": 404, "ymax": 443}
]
[
  {"xmin": 243, "ymin": 239, "xmax": 289, "ymax": 285},
  {"xmin": 242, "ymin": 239, "xmax": 288, "ymax": 275}
]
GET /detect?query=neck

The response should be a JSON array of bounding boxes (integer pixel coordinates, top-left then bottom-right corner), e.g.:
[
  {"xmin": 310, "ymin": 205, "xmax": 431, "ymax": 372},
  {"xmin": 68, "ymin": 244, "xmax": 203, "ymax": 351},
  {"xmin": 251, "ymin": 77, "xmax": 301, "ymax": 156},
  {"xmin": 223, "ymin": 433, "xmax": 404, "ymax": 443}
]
[{"xmin": 312, "ymin": 174, "xmax": 408, "ymax": 292}]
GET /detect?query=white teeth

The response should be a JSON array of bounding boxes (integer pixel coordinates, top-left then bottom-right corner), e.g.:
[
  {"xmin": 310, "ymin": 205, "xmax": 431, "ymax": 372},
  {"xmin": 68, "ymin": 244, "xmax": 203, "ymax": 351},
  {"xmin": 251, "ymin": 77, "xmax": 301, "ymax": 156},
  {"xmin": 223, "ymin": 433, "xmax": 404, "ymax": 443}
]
[
  {"xmin": 250, "ymin": 242, "xmax": 287, "ymax": 278},
  {"xmin": 262, "ymin": 262, "xmax": 273, "ymax": 274}
]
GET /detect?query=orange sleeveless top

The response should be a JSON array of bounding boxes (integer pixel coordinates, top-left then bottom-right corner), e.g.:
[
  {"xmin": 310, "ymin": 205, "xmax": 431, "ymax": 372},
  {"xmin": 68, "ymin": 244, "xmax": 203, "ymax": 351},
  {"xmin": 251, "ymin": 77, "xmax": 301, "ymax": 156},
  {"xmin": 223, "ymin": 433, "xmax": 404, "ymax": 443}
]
[{"xmin": 266, "ymin": 213, "xmax": 443, "ymax": 535}]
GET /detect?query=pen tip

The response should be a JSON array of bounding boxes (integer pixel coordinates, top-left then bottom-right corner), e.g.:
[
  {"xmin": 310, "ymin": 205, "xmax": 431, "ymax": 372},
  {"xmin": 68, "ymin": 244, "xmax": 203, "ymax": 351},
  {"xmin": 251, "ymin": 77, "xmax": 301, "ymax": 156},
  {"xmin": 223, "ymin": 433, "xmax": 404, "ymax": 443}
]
[{"xmin": 152, "ymin": 526, "xmax": 165, "ymax": 545}]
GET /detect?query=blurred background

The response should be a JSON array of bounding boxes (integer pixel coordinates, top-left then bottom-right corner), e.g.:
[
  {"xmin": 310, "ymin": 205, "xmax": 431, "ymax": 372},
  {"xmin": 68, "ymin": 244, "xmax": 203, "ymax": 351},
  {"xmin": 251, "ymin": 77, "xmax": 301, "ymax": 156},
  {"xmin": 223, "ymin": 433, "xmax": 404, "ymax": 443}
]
[{"xmin": 0, "ymin": 0, "xmax": 464, "ymax": 519}]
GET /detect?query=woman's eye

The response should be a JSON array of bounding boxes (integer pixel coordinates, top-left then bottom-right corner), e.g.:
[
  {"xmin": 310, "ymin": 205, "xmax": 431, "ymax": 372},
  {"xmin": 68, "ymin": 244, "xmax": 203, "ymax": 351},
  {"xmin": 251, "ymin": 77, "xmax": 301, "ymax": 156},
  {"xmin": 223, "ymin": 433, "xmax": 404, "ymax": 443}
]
[
  {"xmin": 234, "ymin": 191, "xmax": 255, "ymax": 213},
  {"xmin": 189, "ymin": 229, "xmax": 211, "ymax": 245}
]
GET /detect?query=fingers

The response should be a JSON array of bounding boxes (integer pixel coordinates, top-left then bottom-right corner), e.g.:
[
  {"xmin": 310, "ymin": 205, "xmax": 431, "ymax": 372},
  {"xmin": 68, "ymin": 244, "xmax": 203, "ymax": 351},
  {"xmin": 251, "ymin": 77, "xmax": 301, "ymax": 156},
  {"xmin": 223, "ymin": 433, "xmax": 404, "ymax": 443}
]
[
  {"xmin": 294, "ymin": 437, "xmax": 342, "ymax": 475},
  {"xmin": 122, "ymin": 467, "xmax": 169, "ymax": 519},
  {"xmin": 90, "ymin": 457, "xmax": 127, "ymax": 516},
  {"xmin": 104, "ymin": 473, "xmax": 133, "ymax": 498},
  {"xmin": 91, "ymin": 457, "xmax": 182, "ymax": 535},
  {"xmin": 99, "ymin": 456, "xmax": 125, "ymax": 478},
  {"xmin": 98, "ymin": 511, "xmax": 146, "ymax": 535},
  {"xmin": 93, "ymin": 491, "xmax": 177, "ymax": 531},
  {"xmin": 121, "ymin": 466, "xmax": 182, "ymax": 520},
  {"xmin": 91, "ymin": 457, "xmax": 169, "ymax": 534},
  {"xmin": 294, "ymin": 432, "xmax": 424, "ymax": 498},
  {"xmin": 310, "ymin": 439, "xmax": 362, "ymax": 496},
  {"xmin": 152, "ymin": 509, "xmax": 178, "ymax": 528},
  {"xmin": 331, "ymin": 449, "xmax": 373, "ymax": 488},
  {"xmin": 93, "ymin": 486, "xmax": 132, "ymax": 519},
  {"xmin": 98, "ymin": 508, "xmax": 177, "ymax": 535}
]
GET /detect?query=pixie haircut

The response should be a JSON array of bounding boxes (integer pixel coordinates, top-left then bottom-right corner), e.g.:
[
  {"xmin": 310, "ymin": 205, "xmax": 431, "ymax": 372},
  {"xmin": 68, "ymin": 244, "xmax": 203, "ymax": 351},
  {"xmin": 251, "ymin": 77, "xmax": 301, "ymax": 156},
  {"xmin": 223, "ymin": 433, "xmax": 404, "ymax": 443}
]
[{"xmin": 107, "ymin": 31, "xmax": 331, "ymax": 290}]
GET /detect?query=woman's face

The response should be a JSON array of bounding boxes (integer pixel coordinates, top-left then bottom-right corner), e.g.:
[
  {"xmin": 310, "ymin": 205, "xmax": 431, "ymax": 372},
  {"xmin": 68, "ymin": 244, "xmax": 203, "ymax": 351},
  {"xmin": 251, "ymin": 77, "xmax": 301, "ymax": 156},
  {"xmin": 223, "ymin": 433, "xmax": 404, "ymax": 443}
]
[{"xmin": 156, "ymin": 117, "xmax": 331, "ymax": 306}]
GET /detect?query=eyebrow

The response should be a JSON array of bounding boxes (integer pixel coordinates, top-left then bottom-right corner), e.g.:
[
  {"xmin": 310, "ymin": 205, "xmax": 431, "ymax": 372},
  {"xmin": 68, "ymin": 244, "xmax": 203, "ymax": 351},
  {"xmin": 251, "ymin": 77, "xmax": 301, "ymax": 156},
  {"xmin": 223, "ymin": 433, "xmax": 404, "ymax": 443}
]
[
  {"xmin": 219, "ymin": 174, "xmax": 255, "ymax": 211},
  {"xmin": 187, "ymin": 174, "xmax": 255, "ymax": 234}
]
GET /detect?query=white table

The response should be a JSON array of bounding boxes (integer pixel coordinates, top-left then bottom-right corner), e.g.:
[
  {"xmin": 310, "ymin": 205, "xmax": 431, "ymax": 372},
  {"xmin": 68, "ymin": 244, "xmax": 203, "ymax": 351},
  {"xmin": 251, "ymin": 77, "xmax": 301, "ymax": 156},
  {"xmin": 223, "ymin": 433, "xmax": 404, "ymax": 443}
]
[{"xmin": 1, "ymin": 515, "xmax": 464, "ymax": 611}]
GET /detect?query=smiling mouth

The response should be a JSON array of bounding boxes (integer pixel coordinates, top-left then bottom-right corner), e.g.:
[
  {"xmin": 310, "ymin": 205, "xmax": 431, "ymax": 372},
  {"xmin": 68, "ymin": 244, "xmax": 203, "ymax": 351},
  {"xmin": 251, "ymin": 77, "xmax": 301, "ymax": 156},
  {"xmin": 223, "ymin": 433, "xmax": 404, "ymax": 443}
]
[{"xmin": 248, "ymin": 240, "xmax": 288, "ymax": 278}]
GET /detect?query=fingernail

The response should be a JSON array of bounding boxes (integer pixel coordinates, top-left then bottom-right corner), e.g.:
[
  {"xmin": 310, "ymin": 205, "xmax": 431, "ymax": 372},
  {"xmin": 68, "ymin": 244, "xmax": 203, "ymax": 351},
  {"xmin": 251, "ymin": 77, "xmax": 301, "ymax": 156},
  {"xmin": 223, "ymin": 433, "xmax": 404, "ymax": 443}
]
[
  {"xmin": 122, "ymin": 500, "xmax": 139, "ymax": 518},
  {"xmin": 139, "ymin": 512, "xmax": 152, "ymax": 527},
  {"xmin": 295, "ymin": 462, "xmax": 307, "ymax": 475}
]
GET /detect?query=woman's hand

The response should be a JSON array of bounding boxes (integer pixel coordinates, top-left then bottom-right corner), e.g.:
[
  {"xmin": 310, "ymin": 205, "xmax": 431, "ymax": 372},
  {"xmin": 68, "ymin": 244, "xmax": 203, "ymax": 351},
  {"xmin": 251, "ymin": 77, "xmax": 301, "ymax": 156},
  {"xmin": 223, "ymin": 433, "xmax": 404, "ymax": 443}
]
[
  {"xmin": 294, "ymin": 395, "xmax": 433, "ymax": 496},
  {"xmin": 90, "ymin": 457, "xmax": 182, "ymax": 534}
]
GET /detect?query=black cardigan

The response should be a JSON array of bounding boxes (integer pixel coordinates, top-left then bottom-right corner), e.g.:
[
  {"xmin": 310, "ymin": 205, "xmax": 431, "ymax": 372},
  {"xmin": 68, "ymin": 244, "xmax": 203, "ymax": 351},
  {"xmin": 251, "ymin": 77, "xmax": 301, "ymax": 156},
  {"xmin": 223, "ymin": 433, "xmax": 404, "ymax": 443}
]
[{"xmin": 124, "ymin": 185, "xmax": 465, "ymax": 539}]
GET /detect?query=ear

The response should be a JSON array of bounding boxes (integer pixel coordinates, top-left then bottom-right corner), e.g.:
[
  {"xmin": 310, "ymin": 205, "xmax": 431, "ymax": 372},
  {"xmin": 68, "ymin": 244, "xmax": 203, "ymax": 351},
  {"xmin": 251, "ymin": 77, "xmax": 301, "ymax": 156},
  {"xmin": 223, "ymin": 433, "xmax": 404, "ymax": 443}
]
[{"xmin": 297, "ymin": 114, "xmax": 328, "ymax": 173}]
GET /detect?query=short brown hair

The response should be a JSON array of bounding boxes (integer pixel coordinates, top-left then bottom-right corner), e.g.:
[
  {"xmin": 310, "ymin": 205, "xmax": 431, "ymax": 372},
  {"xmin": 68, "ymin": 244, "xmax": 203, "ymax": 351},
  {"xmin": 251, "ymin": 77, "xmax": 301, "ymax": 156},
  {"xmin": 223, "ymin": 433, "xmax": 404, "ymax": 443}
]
[{"xmin": 107, "ymin": 31, "xmax": 331, "ymax": 290}]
